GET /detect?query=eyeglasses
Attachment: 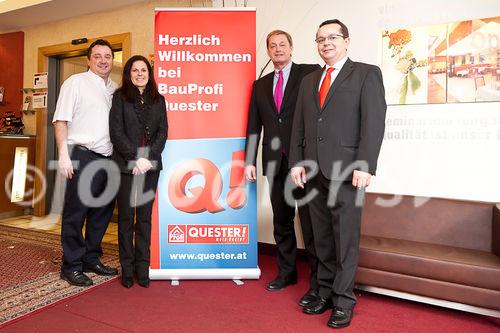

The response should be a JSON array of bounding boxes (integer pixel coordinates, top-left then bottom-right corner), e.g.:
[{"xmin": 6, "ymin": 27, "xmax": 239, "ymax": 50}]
[{"xmin": 315, "ymin": 34, "xmax": 346, "ymax": 44}]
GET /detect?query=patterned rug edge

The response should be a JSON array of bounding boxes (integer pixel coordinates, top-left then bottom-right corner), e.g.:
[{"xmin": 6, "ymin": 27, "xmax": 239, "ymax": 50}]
[
  {"xmin": 0, "ymin": 225, "xmax": 120, "ymax": 327},
  {"xmin": 0, "ymin": 276, "xmax": 119, "ymax": 329}
]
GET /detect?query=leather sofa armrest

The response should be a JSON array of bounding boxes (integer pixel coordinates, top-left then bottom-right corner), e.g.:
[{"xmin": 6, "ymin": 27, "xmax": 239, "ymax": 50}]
[{"xmin": 493, "ymin": 204, "xmax": 500, "ymax": 257}]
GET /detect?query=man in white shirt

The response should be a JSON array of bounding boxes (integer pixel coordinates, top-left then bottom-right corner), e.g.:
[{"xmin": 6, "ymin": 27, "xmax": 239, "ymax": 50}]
[{"xmin": 53, "ymin": 39, "xmax": 119, "ymax": 286}]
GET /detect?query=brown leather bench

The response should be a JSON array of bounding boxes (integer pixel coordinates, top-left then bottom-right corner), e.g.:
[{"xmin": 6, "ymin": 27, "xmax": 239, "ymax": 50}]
[{"xmin": 356, "ymin": 194, "xmax": 500, "ymax": 317}]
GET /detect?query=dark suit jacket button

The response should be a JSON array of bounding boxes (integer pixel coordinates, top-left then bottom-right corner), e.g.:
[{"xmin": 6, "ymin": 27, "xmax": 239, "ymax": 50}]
[
  {"xmin": 318, "ymin": 118, "xmax": 323, "ymax": 122},
  {"xmin": 318, "ymin": 137, "xmax": 323, "ymax": 142}
]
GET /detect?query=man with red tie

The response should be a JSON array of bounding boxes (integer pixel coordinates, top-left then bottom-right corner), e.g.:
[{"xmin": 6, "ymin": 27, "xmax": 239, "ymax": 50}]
[
  {"xmin": 244, "ymin": 30, "xmax": 320, "ymax": 306},
  {"xmin": 290, "ymin": 20, "xmax": 386, "ymax": 328}
]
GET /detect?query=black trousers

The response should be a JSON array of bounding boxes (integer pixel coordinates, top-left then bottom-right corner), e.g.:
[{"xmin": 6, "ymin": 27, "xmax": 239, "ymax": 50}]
[
  {"xmin": 116, "ymin": 171, "xmax": 160, "ymax": 278},
  {"xmin": 307, "ymin": 171, "xmax": 364, "ymax": 310},
  {"xmin": 267, "ymin": 155, "xmax": 318, "ymax": 289},
  {"xmin": 61, "ymin": 146, "xmax": 116, "ymax": 273}
]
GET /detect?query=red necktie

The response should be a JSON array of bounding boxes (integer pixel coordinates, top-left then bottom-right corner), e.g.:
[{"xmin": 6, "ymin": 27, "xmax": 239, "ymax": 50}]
[
  {"xmin": 319, "ymin": 67, "xmax": 334, "ymax": 108},
  {"xmin": 274, "ymin": 70, "xmax": 284, "ymax": 113}
]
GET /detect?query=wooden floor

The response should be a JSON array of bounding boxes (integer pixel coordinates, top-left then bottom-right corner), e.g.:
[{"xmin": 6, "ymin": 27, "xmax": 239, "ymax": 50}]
[{"xmin": 0, "ymin": 214, "xmax": 118, "ymax": 244}]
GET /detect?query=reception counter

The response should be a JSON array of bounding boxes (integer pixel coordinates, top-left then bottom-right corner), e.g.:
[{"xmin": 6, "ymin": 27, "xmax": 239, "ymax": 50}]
[{"xmin": 0, "ymin": 134, "xmax": 36, "ymax": 215}]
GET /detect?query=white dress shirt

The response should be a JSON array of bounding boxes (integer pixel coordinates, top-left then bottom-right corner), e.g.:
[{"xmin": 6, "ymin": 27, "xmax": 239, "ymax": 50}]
[
  {"xmin": 318, "ymin": 56, "xmax": 349, "ymax": 90},
  {"xmin": 53, "ymin": 70, "xmax": 117, "ymax": 156}
]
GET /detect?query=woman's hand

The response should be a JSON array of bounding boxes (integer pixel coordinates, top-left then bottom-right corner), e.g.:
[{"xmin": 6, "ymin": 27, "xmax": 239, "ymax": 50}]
[{"xmin": 133, "ymin": 157, "xmax": 153, "ymax": 175}]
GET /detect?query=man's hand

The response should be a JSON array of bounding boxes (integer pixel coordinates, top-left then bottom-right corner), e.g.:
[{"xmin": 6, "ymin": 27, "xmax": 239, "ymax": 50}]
[
  {"xmin": 291, "ymin": 166, "xmax": 307, "ymax": 189},
  {"xmin": 134, "ymin": 157, "xmax": 153, "ymax": 175},
  {"xmin": 58, "ymin": 154, "xmax": 74, "ymax": 179},
  {"xmin": 352, "ymin": 170, "xmax": 372, "ymax": 189},
  {"xmin": 245, "ymin": 165, "xmax": 256, "ymax": 182},
  {"xmin": 54, "ymin": 121, "xmax": 73, "ymax": 179}
]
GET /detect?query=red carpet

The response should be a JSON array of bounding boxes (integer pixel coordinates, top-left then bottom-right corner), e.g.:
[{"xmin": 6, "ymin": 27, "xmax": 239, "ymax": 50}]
[{"xmin": 1, "ymin": 254, "xmax": 499, "ymax": 332}]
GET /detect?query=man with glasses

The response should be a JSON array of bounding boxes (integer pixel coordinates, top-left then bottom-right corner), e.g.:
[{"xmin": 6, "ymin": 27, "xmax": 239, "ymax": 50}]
[
  {"xmin": 289, "ymin": 20, "xmax": 386, "ymax": 328},
  {"xmin": 53, "ymin": 39, "xmax": 119, "ymax": 286},
  {"xmin": 244, "ymin": 30, "xmax": 320, "ymax": 306}
]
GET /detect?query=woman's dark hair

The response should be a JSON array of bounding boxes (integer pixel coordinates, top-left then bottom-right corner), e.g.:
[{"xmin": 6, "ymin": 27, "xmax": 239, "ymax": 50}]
[{"xmin": 117, "ymin": 55, "xmax": 160, "ymax": 103}]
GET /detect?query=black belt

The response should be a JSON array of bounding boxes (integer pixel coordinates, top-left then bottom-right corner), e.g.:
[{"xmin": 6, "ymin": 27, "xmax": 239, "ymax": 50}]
[{"xmin": 72, "ymin": 145, "xmax": 110, "ymax": 158}]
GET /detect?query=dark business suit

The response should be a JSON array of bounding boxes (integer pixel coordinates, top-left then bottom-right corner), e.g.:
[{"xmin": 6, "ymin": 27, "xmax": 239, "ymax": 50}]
[
  {"xmin": 245, "ymin": 62, "xmax": 320, "ymax": 288},
  {"xmin": 109, "ymin": 89, "xmax": 168, "ymax": 278},
  {"xmin": 289, "ymin": 58, "xmax": 386, "ymax": 309}
]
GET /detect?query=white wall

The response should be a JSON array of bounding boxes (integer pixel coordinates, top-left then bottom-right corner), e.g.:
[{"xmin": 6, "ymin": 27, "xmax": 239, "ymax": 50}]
[
  {"xmin": 16, "ymin": 0, "xmax": 500, "ymax": 244},
  {"xmin": 246, "ymin": 0, "xmax": 500, "ymax": 244},
  {"xmin": 250, "ymin": 0, "xmax": 500, "ymax": 68}
]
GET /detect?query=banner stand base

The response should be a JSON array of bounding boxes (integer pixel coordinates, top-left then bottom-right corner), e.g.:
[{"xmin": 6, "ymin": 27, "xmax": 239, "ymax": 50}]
[
  {"xmin": 149, "ymin": 267, "xmax": 261, "ymax": 280},
  {"xmin": 233, "ymin": 279, "xmax": 244, "ymax": 285}
]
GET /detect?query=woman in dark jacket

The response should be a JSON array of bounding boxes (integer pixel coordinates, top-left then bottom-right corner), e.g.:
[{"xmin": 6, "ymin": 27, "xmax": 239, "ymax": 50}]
[{"xmin": 109, "ymin": 55, "xmax": 167, "ymax": 288}]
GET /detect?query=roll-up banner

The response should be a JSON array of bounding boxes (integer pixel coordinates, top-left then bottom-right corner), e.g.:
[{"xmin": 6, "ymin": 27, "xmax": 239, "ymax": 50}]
[{"xmin": 150, "ymin": 8, "xmax": 259, "ymax": 280}]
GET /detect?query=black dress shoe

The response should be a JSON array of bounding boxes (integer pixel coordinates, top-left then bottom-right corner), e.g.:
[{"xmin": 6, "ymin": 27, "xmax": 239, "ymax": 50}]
[
  {"xmin": 138, "ymin": 277, "xmax": 150, "ymax": 288},
  {"xmin": 299, "ymin": 289, "xmax": 319, "ymax": 307},
  {"xmin": 266, "ymin": 276, "xmax": 297, "ymax": 291},
  {"xmin": 327, "ymin": 308, "xmax": 353, "ymax": 328},
  {"xmin": 302, "ymin": 296, "xmax": 332, "ymax": 314},
  {"xmin": 60, "ymin": 271, "xmax": 93, "ymax": 287},
  {"xmin": 83, "ymin": 262, "xmax": 118, "ymax": 276},
  {"xmin": 121, "ymin": 276, "xmax": 134, "ymax": 288}
]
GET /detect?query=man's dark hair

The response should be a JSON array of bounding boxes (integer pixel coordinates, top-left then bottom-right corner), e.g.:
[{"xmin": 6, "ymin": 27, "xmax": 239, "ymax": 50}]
[
  {"xmin": 87, "ymin": 39, "xmax": 114, "ymax": 59},
  {"xmin": 117, "ymin": 54, "xmax": 160, "ymax": 103},
  {"xmin": 319, "ymin": 19, "xmax": 349, "ymax": 38}
]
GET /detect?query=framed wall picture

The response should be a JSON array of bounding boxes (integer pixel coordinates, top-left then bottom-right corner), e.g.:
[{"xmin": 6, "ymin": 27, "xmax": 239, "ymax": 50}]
[
  {"xmin": 380, "ymin": 15, "xmax": 500, "ymax": 105},
  {"xmin": 33, "ymin": 72, "xmax": 48, "ymax": 89},
  {"xmin": 32, "ymin": 92, "xmax": 48, "ymax": 108}
]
